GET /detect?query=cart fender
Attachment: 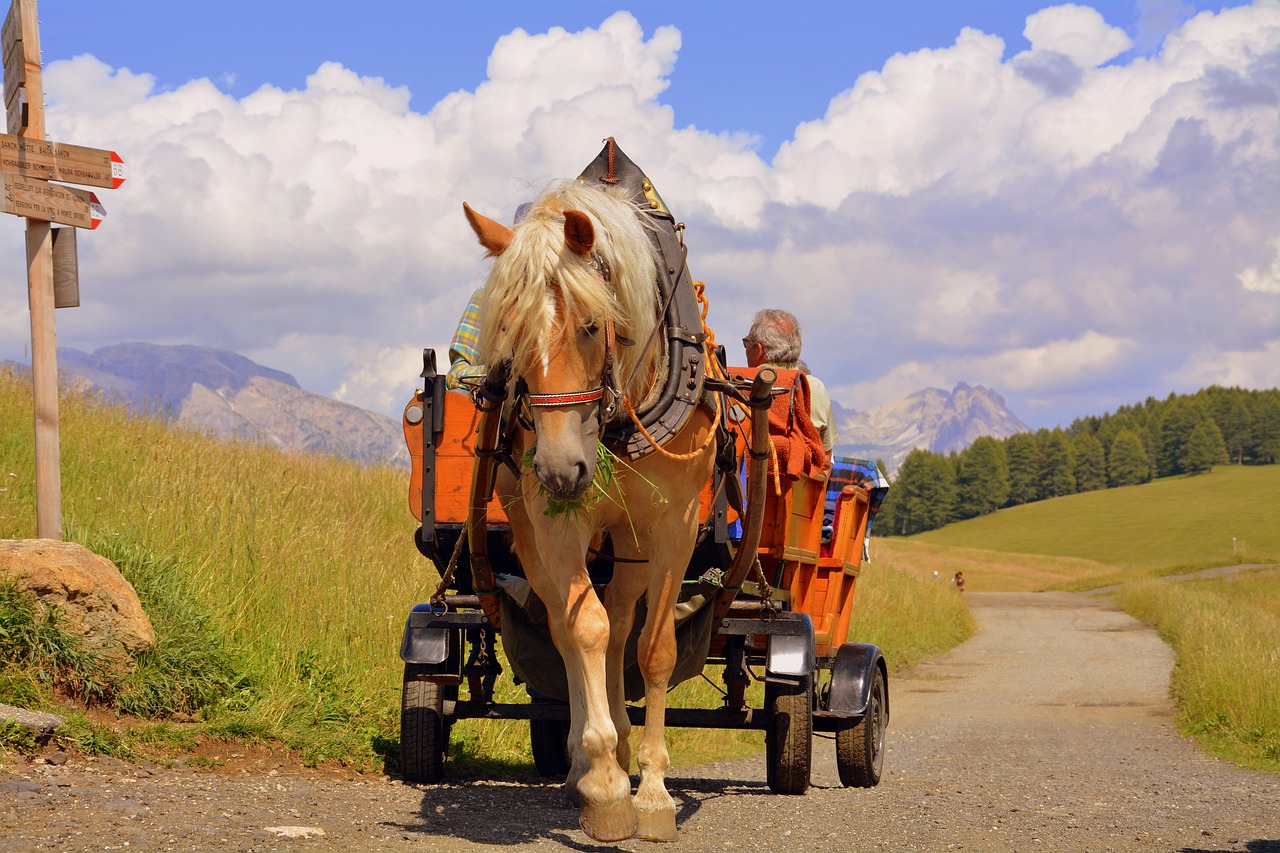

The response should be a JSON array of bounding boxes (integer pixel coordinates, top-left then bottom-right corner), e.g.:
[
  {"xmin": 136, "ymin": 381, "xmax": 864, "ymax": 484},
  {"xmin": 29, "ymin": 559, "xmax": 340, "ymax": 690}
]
[
  {"xmin": 827, "ymin": 642, "xmax": 887, "ymax": 717},
  {"xmin": 400, "ymin": 603, "xmax": 451, "ymax": 666}
]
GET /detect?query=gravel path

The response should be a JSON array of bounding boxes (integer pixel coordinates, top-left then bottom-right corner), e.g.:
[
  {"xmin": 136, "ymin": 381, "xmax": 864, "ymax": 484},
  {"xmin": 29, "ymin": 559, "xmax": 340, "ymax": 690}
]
[{"xmin": 2, "ymin": 591, "xmax": 1277, "ymax": 852}]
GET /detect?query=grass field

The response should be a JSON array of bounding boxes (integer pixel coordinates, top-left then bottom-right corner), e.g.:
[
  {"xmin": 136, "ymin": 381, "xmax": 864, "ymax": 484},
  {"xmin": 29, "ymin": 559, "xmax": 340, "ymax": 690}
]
[
  {"xmin": 910, "ymin": 465, "xmax": 1280, "ymax": 590},
  {"xmin": 0, "ymin": 368, "xmax": 971, "ymax": 773}
]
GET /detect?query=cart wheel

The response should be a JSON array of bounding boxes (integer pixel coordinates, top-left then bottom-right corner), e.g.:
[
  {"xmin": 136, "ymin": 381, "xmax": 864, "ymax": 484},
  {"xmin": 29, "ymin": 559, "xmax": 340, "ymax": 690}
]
[
  {"xmin": 530, "ymin": 717, "xmax": 572, "ymax": 778},
  {"xmin": 401, "ymin": 663, "xmax": 448, "ymax": 783},
  {"xmin": 837, "ymin": 665, "xmax": 886, "ymax": 787},
  {"xmin": 765, "ymin": 673, "xmax": 813, "ymax": 795}
]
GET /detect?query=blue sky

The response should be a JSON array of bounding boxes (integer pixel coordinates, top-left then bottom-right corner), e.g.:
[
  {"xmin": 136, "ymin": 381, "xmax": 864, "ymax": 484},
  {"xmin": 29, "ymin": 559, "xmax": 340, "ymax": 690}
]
[{"xmin": 3, "ymin": 1, "xmax": 1277, "ymax": 432}]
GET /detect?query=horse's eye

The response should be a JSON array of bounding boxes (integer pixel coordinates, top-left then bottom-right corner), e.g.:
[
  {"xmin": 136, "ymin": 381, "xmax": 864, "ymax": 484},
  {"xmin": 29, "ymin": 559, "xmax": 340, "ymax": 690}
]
[{"xmin": 582, "ymin": 321, "xmax": 600, "ymax": 337}]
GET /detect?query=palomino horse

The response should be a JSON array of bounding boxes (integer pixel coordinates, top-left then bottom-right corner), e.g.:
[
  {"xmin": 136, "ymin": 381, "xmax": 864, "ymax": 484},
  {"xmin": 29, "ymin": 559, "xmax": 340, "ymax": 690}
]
[{"xmin": 464, "ymin": 180, "xmax": 716, "ymax": 842}]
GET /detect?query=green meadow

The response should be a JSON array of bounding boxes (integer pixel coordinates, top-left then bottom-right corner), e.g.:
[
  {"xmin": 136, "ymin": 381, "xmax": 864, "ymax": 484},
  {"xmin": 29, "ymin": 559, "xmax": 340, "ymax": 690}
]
[{"xmin": 0, "ymin": 368, "xmax": 969, "ymax": 772}]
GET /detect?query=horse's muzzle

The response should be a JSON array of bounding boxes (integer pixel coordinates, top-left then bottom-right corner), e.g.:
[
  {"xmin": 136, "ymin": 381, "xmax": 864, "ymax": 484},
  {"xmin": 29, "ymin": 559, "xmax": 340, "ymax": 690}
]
[{"xmin": 536, "ymin": 461, "xmax": 592, "ymax": 502}]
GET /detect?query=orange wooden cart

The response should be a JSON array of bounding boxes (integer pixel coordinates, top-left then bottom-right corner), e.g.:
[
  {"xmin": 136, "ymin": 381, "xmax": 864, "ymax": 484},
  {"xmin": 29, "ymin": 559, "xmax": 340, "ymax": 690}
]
[{"xmin": 397, "ymin": 350, "xmax": 889, "ymax": 794}]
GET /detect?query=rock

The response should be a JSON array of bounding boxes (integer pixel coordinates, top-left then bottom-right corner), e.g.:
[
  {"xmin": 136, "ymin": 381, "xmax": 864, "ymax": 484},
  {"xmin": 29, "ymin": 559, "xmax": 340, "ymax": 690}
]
[
  {"xmin": 0, "ymin": 539, "xmax": 155, "ymax": 652},
  {"xmin": 0, "ymin": 704, "xmax": 65, "ymax": 738},
  {"xmin": 264, "ymin": 826, "xmax": 326, "ymax": 839}
]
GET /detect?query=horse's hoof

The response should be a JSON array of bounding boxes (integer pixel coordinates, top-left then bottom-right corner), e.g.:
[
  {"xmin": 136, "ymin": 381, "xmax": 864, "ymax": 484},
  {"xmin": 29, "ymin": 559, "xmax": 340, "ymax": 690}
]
[
  {"xmin": 634, "ymin": 804, "xmax": 678, "ymax": 842},
  {"xmin": 579, "ymin": 799, "xmax": 638, "ymax": 842}
]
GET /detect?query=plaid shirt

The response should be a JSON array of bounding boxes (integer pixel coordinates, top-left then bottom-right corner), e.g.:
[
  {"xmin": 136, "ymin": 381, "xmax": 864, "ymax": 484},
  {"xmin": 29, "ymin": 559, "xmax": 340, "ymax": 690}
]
[{"xmin": 446, "ymin": 288, "xmax": 486, "ymax": 391}]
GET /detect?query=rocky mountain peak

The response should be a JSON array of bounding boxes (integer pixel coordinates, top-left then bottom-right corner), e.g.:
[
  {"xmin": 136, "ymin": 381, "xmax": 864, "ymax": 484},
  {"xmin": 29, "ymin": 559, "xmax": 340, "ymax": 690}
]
[{"xmin": 835, "ymin": 383, "xmax": 1029, "ymax": 475}]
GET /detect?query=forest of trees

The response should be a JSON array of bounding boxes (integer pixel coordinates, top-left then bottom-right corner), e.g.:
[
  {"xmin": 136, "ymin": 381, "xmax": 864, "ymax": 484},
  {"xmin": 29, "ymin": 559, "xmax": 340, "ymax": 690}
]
[{"xmin": 875, "ymin": 385, "xmax": 1280, "ymax": 537}]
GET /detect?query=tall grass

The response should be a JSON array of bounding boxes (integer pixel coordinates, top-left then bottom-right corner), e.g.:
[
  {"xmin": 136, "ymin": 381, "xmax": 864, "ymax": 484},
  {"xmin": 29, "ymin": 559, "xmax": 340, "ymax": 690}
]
[
  {"xmin": 847, "ymin": 542, "xmax": 975, "ymax": 671},
  {"xmin": 1116, "ymin": 570, "xmax": 1280, "ymax": 772},
  {"xmin": 1, "ymin": 368, "xmax": 430, "ymax": 765},
  {"xmin": 0, "ymin": 367, "xmax": 974, "ymax": 770}
]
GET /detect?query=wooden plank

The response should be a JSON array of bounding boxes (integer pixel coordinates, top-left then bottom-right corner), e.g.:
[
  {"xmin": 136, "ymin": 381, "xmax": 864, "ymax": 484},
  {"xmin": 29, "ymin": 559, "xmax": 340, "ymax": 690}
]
[
  {"xmin": 50, "ymin": 225, "xmax": 77, "ymax": 308},
  {"xmin": 2, "ymin": 34, "xmax": 23, "ymax": 104},
  {"xmin": 5, "ymin": 85, "xmax": 24, "ymax": 135},
  {"xmin": 1, "ymin": 172, "xmax": 100, "ymax": 228},
  {"xmin": 2, "ymin": 0, "xmax": 37, "ymax": 62},
  {"xmin": 1, "ymin": 2, "xmax": 20, "ymax": 64},
  {"xmin": 0, "ymin": 133, "xmax": 126, "ymax": 188}
]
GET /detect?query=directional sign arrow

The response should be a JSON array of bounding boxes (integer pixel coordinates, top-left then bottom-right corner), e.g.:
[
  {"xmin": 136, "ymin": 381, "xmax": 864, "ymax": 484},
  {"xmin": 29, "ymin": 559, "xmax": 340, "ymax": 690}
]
[
  {"xmin": 0, "ymin": 133, "xmax": 126, "ymax": 188},
  {"xmin": 1, "ymin": 172, "xmax": 103, "ymax": 229}
]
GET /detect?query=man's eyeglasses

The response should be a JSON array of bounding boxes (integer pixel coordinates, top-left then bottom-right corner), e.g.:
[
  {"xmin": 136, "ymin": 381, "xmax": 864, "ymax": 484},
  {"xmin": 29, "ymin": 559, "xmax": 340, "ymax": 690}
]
[{"xmin": 741, "ymin": 337, "xmax": 757, "ymax": 349}]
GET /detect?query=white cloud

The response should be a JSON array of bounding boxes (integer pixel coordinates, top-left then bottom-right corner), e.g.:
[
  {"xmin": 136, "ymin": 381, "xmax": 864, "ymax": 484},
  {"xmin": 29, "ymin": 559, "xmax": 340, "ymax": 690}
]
[
  {"xmin": 964, "ymin": 331, "xmax": 1137, "ymax": 391},
  {"xmin": 2, "ymin": 4, "xmax": 1276, "ymax": 433},
  {"xmin": 1023, "ymin": 4, "xmax": 1133, "ymax": 67},
  {"xmin": 1239, "ymin": 238, "xmax": 1280, "ymax": 294},
  {"xmin": 1173, "ymin": 340, "xmax": 1280, "ymax": 389}
]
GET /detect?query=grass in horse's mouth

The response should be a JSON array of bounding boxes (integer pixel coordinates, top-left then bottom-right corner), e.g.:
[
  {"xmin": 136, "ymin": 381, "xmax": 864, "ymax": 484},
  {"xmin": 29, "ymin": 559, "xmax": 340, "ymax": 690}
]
[{"xmin": 521, "ymin": 441, "xmax": 618, "ymax": 520}]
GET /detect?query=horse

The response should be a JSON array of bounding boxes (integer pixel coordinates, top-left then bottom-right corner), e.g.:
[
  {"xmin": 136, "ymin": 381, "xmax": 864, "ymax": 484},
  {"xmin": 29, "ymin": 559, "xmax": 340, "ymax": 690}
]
[{"xmin": 463, "ymin": 180, "xmax": 716, "ymax": 842}]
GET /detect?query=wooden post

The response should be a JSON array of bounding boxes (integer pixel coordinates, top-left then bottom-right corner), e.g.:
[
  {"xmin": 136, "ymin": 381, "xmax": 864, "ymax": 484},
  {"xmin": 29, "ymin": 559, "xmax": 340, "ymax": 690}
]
[
  {"xmin": 5, "ymin": 0, "xmax": 61, "ymax": 538},
  {"xmin": 3, "ymin": 0, "xmax": 123, "ymax": 539},
  {"xmin": 26, "ymin": 216, "xmax": 60, "ymax": 538}
]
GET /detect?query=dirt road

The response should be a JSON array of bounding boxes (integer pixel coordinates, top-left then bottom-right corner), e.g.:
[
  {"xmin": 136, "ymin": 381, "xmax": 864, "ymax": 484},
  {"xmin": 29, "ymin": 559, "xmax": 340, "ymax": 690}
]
[{"xmin": 2, "ymin": 591, "xmax": 1277, "ymax": 852}]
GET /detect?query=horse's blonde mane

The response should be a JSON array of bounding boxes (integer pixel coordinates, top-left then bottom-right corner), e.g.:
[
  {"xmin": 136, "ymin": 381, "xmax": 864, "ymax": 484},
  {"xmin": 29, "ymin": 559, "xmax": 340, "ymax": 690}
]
[{"xmin": 478, "ymin": 180, "xmax": 663, "ymax": 406}]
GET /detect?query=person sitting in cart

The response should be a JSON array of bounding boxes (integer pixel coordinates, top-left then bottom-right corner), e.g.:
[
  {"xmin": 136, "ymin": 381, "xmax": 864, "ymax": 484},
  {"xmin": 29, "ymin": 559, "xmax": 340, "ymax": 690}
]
[{"xmin": 743, "ymin": 308, "xmax": 839, "ymax": 455}]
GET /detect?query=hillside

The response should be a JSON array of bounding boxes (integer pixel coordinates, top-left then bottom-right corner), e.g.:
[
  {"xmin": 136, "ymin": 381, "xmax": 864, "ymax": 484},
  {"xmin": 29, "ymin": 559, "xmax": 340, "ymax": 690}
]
[
  {"xmin": 909, "ymin": 464, "xmax": 1280, "ymax": 572},
  {"xmin": 18, "ymin": 343, "xmax": 409, "ymax": 468},
  {"xmin": 835, "ymin": 382, "xmax": 1029, "ymax": 473}
]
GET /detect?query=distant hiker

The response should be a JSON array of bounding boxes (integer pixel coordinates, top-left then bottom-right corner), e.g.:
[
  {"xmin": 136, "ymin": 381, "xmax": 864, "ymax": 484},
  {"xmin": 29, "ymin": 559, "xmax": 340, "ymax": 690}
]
[{"xmin": 953, "ymin": 571, "xmax": 966, "ymax": 592}]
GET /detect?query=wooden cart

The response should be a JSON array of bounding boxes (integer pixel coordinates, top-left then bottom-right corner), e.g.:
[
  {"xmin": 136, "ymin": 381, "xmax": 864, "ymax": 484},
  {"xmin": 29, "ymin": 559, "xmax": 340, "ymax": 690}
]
[{"xmin": 398, "ymin": 350, "xmax": 889, "ymax": 793}]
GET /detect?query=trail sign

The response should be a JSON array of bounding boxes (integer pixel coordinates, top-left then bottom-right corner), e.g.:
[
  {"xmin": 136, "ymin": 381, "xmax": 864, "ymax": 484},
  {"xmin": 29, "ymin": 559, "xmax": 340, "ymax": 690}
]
[
  {"xmin": 3, "ymin": 0, "xmax": 125, "ymax": 539},
  {"xmin": 2, "ymin": 172, "xmax": 104, "ymax": 228},
  {"xmin": 0, "ymin": 134, "xmax": 127, "ymax": 188}
]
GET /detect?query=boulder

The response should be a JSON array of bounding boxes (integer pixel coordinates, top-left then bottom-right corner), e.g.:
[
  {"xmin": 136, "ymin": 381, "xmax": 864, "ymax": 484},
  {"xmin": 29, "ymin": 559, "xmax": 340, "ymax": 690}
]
[{"xmin": 0, "ymin": 539, "xmax": 155, "ymax": 652}]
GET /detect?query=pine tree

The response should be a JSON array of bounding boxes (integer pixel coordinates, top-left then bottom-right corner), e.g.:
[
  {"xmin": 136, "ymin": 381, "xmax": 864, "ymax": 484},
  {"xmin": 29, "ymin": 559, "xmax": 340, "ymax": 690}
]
[
  {"xmin": 1073, "ymin": 432, "xmax": 1107, "ymax": 492},
  {"xmin": 1004, "ymin": 432, "xmax": 1041, "ymax": 506},
  {"xmin": 1108, "ymin": 428, "xmax": 1150, "ymax": 487},
  {"xmin": 1037, "ymin": 429, "xmax": 1077, "ymax": 499},
  {"xmin": 885, "ymin": 449, "xmax": 958, "ymax": 535},
  {"xmin": 1181, "ymin": 419, "xmax": 1228, "ymax": 474},
  {"xmin": 1249, "ymin": 394, "xmax": 1280, "ymax": 464},
  {"xmin": 956, "ymin": 436, "xmax": 1010, "ymax": 517}
]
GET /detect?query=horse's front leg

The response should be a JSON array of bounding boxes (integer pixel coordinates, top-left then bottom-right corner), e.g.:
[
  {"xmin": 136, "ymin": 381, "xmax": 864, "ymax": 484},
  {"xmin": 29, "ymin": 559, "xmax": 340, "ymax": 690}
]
[
  {"xmin": 522, "ymin": 525, "xmax": 637, "ymax": 842},
  {"xmin": 600, "ymin": 562, "xmax": 648, "ymax": 774},
  {"xmin": 629, "ymin": 528, "xmax": 697, "ymax": 842}
]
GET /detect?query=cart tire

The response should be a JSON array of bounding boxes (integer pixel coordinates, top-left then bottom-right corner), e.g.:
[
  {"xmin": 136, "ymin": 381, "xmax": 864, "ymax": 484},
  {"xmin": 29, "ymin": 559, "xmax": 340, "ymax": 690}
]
[
  {"xmin": 765, "ymin": 674, "xmax": 813, "ymax": 795},
  {"xmin": 401, "ymin": 663, "xmax": 447, "ymax": 783},
  {"xmin": 530, "ymin": 717, "xmax": 572, "ymax": 778},
  {"xmin": 837, "ymin": 664, "xmax": 886, "ymax": 787}
]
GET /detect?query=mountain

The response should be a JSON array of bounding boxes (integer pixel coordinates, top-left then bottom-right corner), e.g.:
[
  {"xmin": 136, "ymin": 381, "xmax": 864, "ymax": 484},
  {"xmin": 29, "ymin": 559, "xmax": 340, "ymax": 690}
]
[
  {"xmin": 834, "ymin": 382, "xmax": 1030, "ymax": 475},
  {"xmin": 51, "ymin": 343, "xmax": 409, "ymax": 468}
]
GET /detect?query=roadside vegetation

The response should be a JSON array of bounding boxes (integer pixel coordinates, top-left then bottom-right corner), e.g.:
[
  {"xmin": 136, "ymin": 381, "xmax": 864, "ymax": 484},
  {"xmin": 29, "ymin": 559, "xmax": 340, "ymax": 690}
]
[
  {"xmin": 0, "ymin": 367, "xmax": 969, "ymax": 773},
  {"xmin": 906, "ymin": 464, "xmax": 1280, "ymax": 773}
]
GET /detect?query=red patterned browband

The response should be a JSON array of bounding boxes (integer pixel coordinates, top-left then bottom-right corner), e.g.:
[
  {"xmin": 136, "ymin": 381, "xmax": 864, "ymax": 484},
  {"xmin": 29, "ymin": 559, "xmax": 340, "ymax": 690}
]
[{"xmin": 525, "ymin": 387, "xmax": 607, "ymax": 408}]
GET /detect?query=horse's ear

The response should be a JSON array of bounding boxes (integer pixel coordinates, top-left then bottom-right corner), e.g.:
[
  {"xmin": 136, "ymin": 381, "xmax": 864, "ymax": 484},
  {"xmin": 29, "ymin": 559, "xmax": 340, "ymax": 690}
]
[
  {"xmin": 563, "ymin": 210, "xmax": 595, "ymax": 258},
  {"xmin": 463, "ymin": 202, "xmax": 513, "ymax": 257}
]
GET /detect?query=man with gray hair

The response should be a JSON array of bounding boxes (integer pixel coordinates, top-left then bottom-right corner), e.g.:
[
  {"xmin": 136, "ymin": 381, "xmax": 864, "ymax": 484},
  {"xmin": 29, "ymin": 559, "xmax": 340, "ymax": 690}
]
[{"xmin": 743, "ymin": 308, "xmax": 838, "ymax": 454}]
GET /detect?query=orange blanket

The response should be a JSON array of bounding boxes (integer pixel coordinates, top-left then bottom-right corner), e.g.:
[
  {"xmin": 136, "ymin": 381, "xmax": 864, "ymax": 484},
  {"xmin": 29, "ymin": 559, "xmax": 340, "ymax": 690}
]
[{"xmin": 756, "ymin": 368, "xmax": 826, "ymax": 481}]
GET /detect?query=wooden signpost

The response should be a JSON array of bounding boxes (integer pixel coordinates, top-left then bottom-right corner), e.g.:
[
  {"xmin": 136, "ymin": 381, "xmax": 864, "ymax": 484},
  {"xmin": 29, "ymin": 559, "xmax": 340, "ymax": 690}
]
[{"xmin": 3, "ymin": 0, "xmax": 126, "ymax": 539}]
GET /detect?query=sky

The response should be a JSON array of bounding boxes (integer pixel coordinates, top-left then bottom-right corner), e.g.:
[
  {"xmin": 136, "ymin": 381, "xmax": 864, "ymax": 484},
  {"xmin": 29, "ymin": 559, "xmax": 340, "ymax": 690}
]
[{"xmin": 1, "ymin": 0, "xmax": 1277, "ymax": 431}]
